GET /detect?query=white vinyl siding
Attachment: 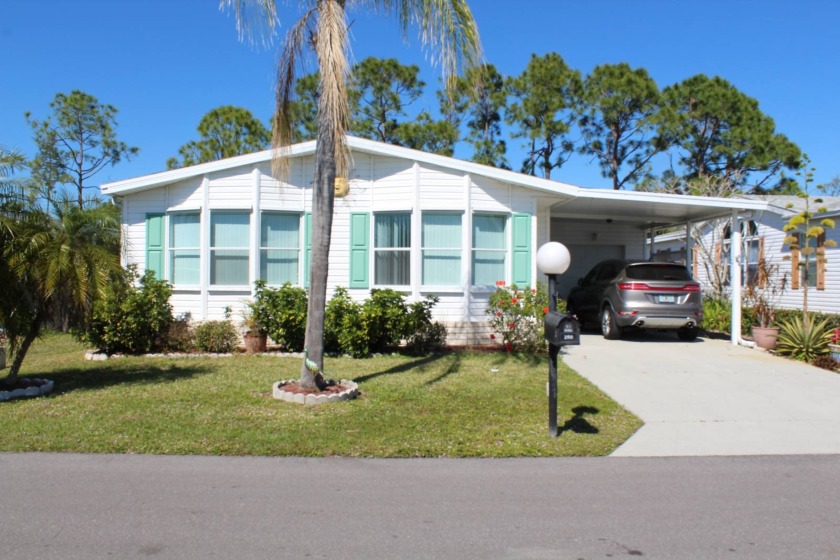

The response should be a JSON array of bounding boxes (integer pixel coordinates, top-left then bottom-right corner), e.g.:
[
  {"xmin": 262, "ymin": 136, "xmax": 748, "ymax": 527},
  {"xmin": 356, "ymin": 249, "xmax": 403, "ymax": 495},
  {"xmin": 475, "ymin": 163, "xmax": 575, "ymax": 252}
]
[
  {"xmin": 472, "ymin": 214, "xmax": 506, "ymax": 286},
  {"xmin": 210, "ymin": 211, "xmax": 250, "ymax": 286},
  {"xmin": 260, "ymin": 212, "xmax": 301, "ymax": 285},
  {"xmin": 169, "ymin": 213, "xmax": 200, "ymax": 285},
  {"xmin": 422, "ymin": 212, "xmax": 462, "ymax": 286},
  {"xmin": 374, "ymin": 212, "xmax": 411, "ymax": 286}
]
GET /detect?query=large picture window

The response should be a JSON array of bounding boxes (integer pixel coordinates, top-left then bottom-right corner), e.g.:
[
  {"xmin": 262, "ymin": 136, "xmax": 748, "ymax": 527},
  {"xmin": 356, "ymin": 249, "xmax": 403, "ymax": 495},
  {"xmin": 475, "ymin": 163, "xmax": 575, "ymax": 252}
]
[
  {"xmin": 374, "ymin": 212, "xmax": 411, "ymax": 286},
  {"xmin": 169, "ymin": 213, "xmax": 200, "ymax": 285},
  {"xmin": 210, "ymin": 211, "xmax": 250, "ymax": 286},
  {"xmin": 472, "ymin": 214, "xmax": 506, "ymax": 286},
  {"xmin": 261, "ymin": 212, "xmax": 301, "ymax": 285},
  {"xmin": 422, "ymin": 212, "xmax": 462, "ymax": 285}
]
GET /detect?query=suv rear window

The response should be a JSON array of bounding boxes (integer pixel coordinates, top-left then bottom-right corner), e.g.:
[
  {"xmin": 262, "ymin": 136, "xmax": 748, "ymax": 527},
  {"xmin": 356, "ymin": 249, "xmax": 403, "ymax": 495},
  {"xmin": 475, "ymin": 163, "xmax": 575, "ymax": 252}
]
[{"xmin": 625, "ymin": 264, "xmax": 691, "ymax": 281}]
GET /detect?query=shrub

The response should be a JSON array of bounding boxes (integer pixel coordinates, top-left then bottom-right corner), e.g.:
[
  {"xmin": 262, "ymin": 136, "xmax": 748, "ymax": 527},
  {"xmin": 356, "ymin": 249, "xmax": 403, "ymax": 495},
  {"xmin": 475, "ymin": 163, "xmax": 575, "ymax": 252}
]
[
  {"xmin": 702, "ymin": 297, "xmax": 753, "ymax": 335},
  {"xmin": 487, "ymin": 284, "xmax": 553, "ymax": 353},
  {"xmin": 80, "ymin": 267, "xmax": 173, "ymax": 355},
  {"xmin": 811, "ymin": 354, "xmax": 840, "ymax": 372},
  {"xmin": 252, "ymin": 281, "xmax": 308, "ymax": 352},
  {"xmin": 363, "ymin": 289, "xmax": 410, "ymax": 353},
  {"xmin": 194, "ymin": 320, "xmax": 239, "ymax": 353},
  {"xmin": 404, "ymin": 296, "xmax": 447, "ymax": 355},
  {"xmin": 325, "ymin": 287, "xmax": 369, "ymax": 358},
  {"xmin": 775, "ymin": 316, "xmax": 833, "ymax": 362},
  {"xmin": 164, "ymin": 313, "xmax": 195, "ymax": 352}
]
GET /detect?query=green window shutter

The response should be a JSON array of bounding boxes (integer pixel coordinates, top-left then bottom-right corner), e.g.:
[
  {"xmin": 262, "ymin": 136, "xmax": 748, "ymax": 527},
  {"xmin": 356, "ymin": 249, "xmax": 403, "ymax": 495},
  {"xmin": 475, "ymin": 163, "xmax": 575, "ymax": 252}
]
[
  {"xmin": 145, "ymin": 213, "xmax": 165, "ymax": 280},
  {"xmin": 511, "ymin": 213, "xmax": 531, "ymax": 287},
  {"xmin": 349, "ymin": 213, "xmax": 370, "ymax": 289},
  {"xmin": 303, "ymin": 212, "xmax": 312, "ymax": 287}
]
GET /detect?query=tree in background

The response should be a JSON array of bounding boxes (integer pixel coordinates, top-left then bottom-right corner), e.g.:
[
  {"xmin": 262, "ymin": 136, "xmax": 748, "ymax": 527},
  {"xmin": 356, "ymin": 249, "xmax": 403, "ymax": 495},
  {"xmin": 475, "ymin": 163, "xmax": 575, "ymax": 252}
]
[
  {"xmin": 658, "ymin": 75, "xmax": 801, "ymax": 192},
  {"xmin": 507, "ymin": 53, "xmax": 581, "ymax": 180},
  {"xmin": 578, "ymin": 63, "xmax": 663, "ymax": 190},
  {"xmin": 167, "ymin": 105, "xmax": 271, "ymax": 168},
  {"xmin": 818, "ymin": 176, "xmax": 840, "ymax": 197},
  {"xmin": 444, "ymin": 63, "xmax": 509, "ymax": 168},
  {"xmin": 350, "ymin": 57, "xmax": 425, "ymax": 144},
  {"xmin": 223, "ymin": 0, "xmax": 481, "ymax": 391},
  {"xmin": 26, "ymin": 90, "xmax": 138, "ymax": 209},
  {"xmin": 289, "ymin": 72, "xmax": 321, "ymax": 142}
]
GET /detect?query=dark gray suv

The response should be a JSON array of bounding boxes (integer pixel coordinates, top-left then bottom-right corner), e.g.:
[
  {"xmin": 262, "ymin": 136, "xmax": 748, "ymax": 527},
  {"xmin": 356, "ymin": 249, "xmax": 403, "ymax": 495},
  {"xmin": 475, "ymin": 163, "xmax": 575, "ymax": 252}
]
[{"xmin": 566, "ymin": 260, "xmax": 703, "ymax": 340}]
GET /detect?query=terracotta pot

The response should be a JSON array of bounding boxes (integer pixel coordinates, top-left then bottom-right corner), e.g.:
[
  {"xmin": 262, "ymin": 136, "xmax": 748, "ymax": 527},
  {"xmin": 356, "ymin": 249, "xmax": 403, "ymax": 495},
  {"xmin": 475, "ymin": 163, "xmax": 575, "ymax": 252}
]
[
  {"xmin": 751, "ymin": 326, "xmax": 780, "ymax": 349},
  {"xmin": 244, "ymin": 333, "xmax": 267, "ymax": 354}
]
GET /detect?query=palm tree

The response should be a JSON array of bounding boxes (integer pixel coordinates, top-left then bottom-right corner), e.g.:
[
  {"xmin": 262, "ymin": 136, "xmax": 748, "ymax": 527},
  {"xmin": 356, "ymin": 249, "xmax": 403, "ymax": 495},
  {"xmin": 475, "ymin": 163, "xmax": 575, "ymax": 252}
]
[
  {"xmin": 0, "ymin": 194, "xmax": 121, "ymax": 385},
  {"xmin": 223, "ymin": 0, "xmax": 482, "ymax": 390}
]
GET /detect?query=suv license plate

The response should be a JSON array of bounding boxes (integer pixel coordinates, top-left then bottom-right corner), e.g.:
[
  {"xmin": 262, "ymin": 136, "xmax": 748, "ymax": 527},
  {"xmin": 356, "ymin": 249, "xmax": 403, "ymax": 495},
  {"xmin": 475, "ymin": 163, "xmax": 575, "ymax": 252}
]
[{"xmin": 658, "ymin": 295, "xmax": 676, "ymax": 303}]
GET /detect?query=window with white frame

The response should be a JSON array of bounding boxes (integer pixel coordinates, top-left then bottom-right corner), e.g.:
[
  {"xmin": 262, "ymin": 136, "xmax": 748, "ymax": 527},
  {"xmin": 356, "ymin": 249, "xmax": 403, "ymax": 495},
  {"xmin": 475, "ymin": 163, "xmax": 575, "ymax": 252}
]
[
  {"xmin": 210, "ymin": 211, "xmax": 250, "ymax": 286},
  {"xmin": 169, "ymin": 213, "xmax": 200, "ymax": 285},
  {"xmin": 374, "ymin": 212, "xmax": 411, "ymax": 286},
  {"xmin": 422, "ymin": 212, "xmax": 462, "ymax": 286},
  {"xmin": 260, "ymin": 212, "xmax": 301, "ymax": 285},
  {"xmin": 472, "ymin": 214, "xmax": 506, "ymax": 286}
]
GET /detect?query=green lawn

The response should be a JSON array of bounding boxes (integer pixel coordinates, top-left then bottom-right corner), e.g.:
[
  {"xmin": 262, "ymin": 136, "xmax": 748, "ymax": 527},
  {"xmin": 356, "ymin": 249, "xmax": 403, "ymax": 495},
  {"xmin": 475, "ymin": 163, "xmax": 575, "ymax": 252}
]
[{"xmin": 0, "ymin": 333, "xmax": 641, "ymax": 457}]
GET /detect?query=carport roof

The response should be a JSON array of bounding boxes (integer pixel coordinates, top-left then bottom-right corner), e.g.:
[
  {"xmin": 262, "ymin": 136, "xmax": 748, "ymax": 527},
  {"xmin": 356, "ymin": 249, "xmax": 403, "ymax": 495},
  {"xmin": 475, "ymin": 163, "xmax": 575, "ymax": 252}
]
[{"xmin": 101, "ymin": 135, "xmax": 769, "ymax": 226}]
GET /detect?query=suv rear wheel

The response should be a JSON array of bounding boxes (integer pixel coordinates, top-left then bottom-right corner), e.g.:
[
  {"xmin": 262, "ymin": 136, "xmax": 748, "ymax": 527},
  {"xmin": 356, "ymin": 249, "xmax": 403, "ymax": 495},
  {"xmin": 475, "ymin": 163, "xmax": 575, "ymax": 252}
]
[
  {"xmin": 677, "ymin": 326, "xmax": 698, "ymax": 341},
  {"xmin": 601, "ymin": 307, "xmax": 622, "ymax": 340}
]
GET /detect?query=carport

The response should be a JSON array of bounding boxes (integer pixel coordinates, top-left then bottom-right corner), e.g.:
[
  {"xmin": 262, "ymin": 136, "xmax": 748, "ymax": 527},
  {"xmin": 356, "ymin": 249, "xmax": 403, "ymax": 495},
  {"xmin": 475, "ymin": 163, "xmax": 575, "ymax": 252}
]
[{"xmin": 542, "ymin": 187, "xmax": 769, "ymax": 345}]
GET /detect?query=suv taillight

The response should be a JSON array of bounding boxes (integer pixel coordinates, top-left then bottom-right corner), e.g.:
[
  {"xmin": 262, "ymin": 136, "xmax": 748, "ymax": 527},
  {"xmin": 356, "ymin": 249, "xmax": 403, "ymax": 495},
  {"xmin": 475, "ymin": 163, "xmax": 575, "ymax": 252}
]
[{"xmin": 618, "ymin": 282, "xmax": 700, "ymax": 292}]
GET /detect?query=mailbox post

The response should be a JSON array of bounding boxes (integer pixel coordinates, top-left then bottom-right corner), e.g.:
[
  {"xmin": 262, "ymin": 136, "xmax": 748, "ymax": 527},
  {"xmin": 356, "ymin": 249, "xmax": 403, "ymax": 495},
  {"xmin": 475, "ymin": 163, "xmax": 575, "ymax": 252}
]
[{"xmin": 536, "ymin": 242, "xmax": 574, "ymax": 437}]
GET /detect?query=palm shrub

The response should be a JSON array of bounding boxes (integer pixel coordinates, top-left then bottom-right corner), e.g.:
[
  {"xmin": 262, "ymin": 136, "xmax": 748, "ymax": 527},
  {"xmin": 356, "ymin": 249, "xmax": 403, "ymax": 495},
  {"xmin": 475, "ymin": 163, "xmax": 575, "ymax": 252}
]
[
  {"xmin": 702, "ymin": 297, "xmax": 753, "ymax": 335},
  {"xmin": 775, "ymin": 316, "xmax": 834, "ymax": 362}
]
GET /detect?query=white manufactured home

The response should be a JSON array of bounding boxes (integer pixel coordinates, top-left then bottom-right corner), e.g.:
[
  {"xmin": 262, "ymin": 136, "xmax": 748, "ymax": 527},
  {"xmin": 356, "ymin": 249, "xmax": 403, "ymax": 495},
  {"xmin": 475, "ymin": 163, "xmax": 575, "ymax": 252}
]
[
  {"xmin": 652, "ymin": 195, "xmax": 840, "ymax": 316},
  {"xmin": 101, "ymin": 136, "xmax": 771, "ymax": 345}
]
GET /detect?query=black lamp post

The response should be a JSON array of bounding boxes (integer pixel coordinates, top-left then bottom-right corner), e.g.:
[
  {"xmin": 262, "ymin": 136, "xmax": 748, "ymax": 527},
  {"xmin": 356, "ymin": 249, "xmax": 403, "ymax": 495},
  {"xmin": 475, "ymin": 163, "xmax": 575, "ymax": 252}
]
[{"xmin": 536, "ymin": 242, "xmax": 572, "ymax": 437}]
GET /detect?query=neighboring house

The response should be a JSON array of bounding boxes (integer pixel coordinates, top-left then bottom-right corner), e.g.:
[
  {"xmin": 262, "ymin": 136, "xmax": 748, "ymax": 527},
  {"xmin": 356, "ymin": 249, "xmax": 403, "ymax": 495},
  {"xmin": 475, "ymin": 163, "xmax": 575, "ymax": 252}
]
[
  {"xmin": 101, "ymin": 136, "xmax": 770, "ymax": 345},
  {"xmin": 652, "ymin": 195, "xmax": 840, "ymax": 316}
]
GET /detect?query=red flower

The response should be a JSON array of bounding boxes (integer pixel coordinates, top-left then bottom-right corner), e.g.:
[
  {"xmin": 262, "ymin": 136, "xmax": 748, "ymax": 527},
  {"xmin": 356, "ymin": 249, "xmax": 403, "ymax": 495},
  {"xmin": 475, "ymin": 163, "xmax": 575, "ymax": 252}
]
[
  {"xmin": 508, "ymin": 322, "xmax": 515, "ymax": 329},
  {"xmin": 542, "ymin": 307, "xmax": 549, "ymax": 315},
  {"xmin": 496, "ymin": 311, "xmax": 502, "ymax": 317},
  {"xmin": 511, "ymin": 298, "xmax": 518, "ymax": 304},
  {"xmin": 505, "ymin": 342, "xmax": 513, "ymax": 352},
  {"xmin": 531, "ymin": 288, "xmax": 537, "ymax": 294},
  {"xmin": 495, "ymin": 280, "xmax": 506, "ymax": 287},
  {"xmin": 490, "ymin": 333, "xmax": 496, "ymax": 340}
]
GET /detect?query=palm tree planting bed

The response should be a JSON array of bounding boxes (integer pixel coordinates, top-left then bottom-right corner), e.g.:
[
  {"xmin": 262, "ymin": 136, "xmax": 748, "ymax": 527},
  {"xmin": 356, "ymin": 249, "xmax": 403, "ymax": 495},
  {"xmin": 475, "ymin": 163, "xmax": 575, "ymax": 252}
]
[
  {"xmin": 0, "ymin": 378, "xmax": 54, "ymax": 402},
  {"xmin": 273, "ymin": 379, "xmax": 359, "ymax": 405}
]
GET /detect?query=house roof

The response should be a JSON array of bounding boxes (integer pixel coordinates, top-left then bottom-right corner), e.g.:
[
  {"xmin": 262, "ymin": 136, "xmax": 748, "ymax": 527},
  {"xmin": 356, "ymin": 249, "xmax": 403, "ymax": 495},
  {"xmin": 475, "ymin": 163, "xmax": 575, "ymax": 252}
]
[
  {"xmin": 101, "ymin": 136, "xmax": 770, "ymax": 227},
  {"xmin": 738, "ymin": 194, "xmax": 840, "ymax": 217}
]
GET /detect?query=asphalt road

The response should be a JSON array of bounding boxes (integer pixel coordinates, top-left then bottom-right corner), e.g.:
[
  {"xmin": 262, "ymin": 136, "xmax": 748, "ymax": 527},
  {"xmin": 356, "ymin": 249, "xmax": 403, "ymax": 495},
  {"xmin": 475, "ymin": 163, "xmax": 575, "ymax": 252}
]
[{"xmin": 3, "ymin": 453, "xmax": 840, "ymax": 559}]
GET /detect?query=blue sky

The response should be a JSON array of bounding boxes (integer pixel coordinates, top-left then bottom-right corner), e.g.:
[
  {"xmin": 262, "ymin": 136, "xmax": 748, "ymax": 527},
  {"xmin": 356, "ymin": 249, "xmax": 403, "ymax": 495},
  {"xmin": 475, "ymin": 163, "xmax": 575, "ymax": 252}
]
[{"xmin": 2, "ymin": 0, "xmax": 839, "ymax": 190}]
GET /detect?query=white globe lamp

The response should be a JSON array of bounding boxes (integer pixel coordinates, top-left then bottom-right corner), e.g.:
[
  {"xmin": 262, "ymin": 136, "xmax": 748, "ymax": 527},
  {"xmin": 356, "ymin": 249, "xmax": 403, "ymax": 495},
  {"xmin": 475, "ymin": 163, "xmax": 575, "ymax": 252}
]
[{"xmin": 536, "ymin": 242, "xmax": 571, "ymax": 275}]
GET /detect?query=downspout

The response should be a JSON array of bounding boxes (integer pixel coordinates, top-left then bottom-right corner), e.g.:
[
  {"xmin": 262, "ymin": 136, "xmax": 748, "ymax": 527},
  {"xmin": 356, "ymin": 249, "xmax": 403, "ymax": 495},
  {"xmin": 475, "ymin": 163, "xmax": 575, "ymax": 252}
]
[{"xmin": 730, "ymin": 209, "xmax": 754, "ymax": 347}]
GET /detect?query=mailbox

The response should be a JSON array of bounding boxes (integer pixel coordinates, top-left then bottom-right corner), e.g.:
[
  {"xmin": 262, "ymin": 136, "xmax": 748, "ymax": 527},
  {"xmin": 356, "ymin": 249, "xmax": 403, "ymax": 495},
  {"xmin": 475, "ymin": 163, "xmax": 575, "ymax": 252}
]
[{"xmin": 544, "ymin": 312, "xmax": 580, "ymax": 346}]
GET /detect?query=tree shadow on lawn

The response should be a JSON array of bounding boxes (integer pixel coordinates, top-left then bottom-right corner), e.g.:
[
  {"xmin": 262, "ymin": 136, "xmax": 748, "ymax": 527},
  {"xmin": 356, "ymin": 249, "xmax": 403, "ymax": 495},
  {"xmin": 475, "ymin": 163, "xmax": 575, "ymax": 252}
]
[
  {"xmin": 36, "ymin": 362, "xmax": 214, "ymax": 396},
  {"xmin": 353, "ymin": 352, "xmax": 450, "ymax": 384}
]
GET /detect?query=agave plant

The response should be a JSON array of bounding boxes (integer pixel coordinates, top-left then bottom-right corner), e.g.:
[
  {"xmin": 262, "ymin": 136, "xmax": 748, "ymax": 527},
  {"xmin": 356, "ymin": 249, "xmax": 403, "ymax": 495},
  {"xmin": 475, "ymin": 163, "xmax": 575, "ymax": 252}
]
[{"xmin": 775, "ymin": 316, "xmax": 834, "ymax": 362}]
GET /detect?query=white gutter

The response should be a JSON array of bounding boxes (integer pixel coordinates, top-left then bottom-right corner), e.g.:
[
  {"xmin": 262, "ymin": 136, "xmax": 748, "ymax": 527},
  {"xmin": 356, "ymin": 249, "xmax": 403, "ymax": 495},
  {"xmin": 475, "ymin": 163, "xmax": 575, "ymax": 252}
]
[{"xmin": 729, "ymin": 209, "xmax": 754, "ymax": 347}]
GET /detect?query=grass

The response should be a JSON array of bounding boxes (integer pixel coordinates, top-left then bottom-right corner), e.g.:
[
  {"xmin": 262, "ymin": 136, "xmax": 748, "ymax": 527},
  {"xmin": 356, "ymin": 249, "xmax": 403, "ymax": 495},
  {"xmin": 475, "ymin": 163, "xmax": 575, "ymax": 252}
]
[{"xmin": 0, "ymin": 333, "xmax": 642, "ymax": 457}]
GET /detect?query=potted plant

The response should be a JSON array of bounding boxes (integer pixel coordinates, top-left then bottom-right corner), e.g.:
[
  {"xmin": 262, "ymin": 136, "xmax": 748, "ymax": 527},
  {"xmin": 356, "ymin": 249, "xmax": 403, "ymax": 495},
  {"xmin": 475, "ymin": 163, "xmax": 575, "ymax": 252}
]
[
  {"xmin": 242, "ymin": 301, "xmax": 268, "ymax": 354},
  {"xmin": 744, "ymin": 259, "xmax": 787, "ymax": 349}
]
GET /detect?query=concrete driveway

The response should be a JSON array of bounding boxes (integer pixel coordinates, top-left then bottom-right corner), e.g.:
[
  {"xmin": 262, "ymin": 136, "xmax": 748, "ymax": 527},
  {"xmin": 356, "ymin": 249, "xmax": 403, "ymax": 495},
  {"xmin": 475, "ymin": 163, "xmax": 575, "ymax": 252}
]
[{"xmin": 562, "ymin": 332, "xmax": 840, "ymax": 457}]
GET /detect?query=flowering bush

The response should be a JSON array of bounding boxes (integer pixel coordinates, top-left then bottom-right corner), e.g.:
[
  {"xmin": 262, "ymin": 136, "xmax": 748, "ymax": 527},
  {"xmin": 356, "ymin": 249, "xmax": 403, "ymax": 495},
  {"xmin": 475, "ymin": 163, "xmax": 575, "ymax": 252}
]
[{"xmin": 487, "ymin": 283, "xmax": 562, "ymax": 353}]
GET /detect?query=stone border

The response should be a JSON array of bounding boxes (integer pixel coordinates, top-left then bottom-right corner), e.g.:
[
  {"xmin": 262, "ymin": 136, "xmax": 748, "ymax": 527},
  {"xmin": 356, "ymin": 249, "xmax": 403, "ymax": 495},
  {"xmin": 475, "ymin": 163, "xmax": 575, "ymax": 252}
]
[
  {"xmin": 0, "ymin": 378, "xmax": 54, "ymax": 402},
  {"xmin": 272, "ymin": 380, "xmax": 359, "ymax": 406},
  {"xmin": 84, "ymin": 350, "xmax": 305, "ymax": 360}
]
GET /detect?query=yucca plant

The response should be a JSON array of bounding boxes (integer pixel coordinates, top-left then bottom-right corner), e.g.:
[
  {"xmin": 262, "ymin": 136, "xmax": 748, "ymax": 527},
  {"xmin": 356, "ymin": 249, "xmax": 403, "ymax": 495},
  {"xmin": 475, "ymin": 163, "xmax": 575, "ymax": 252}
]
[{"xmin": 775, "ymin": 316, "xmax": 834, "ymax": 362}]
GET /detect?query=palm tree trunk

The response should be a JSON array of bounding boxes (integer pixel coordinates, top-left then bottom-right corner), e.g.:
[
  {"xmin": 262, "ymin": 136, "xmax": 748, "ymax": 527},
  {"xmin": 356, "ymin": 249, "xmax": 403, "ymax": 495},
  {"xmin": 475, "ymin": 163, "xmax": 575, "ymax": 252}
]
[
  {"xmin": 4, "ymin": 316, "xmax": 40, "ymax": 386},
  {"xmin": 299, "ymin": 122, "xmax": 336, "ymax": 391}
]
